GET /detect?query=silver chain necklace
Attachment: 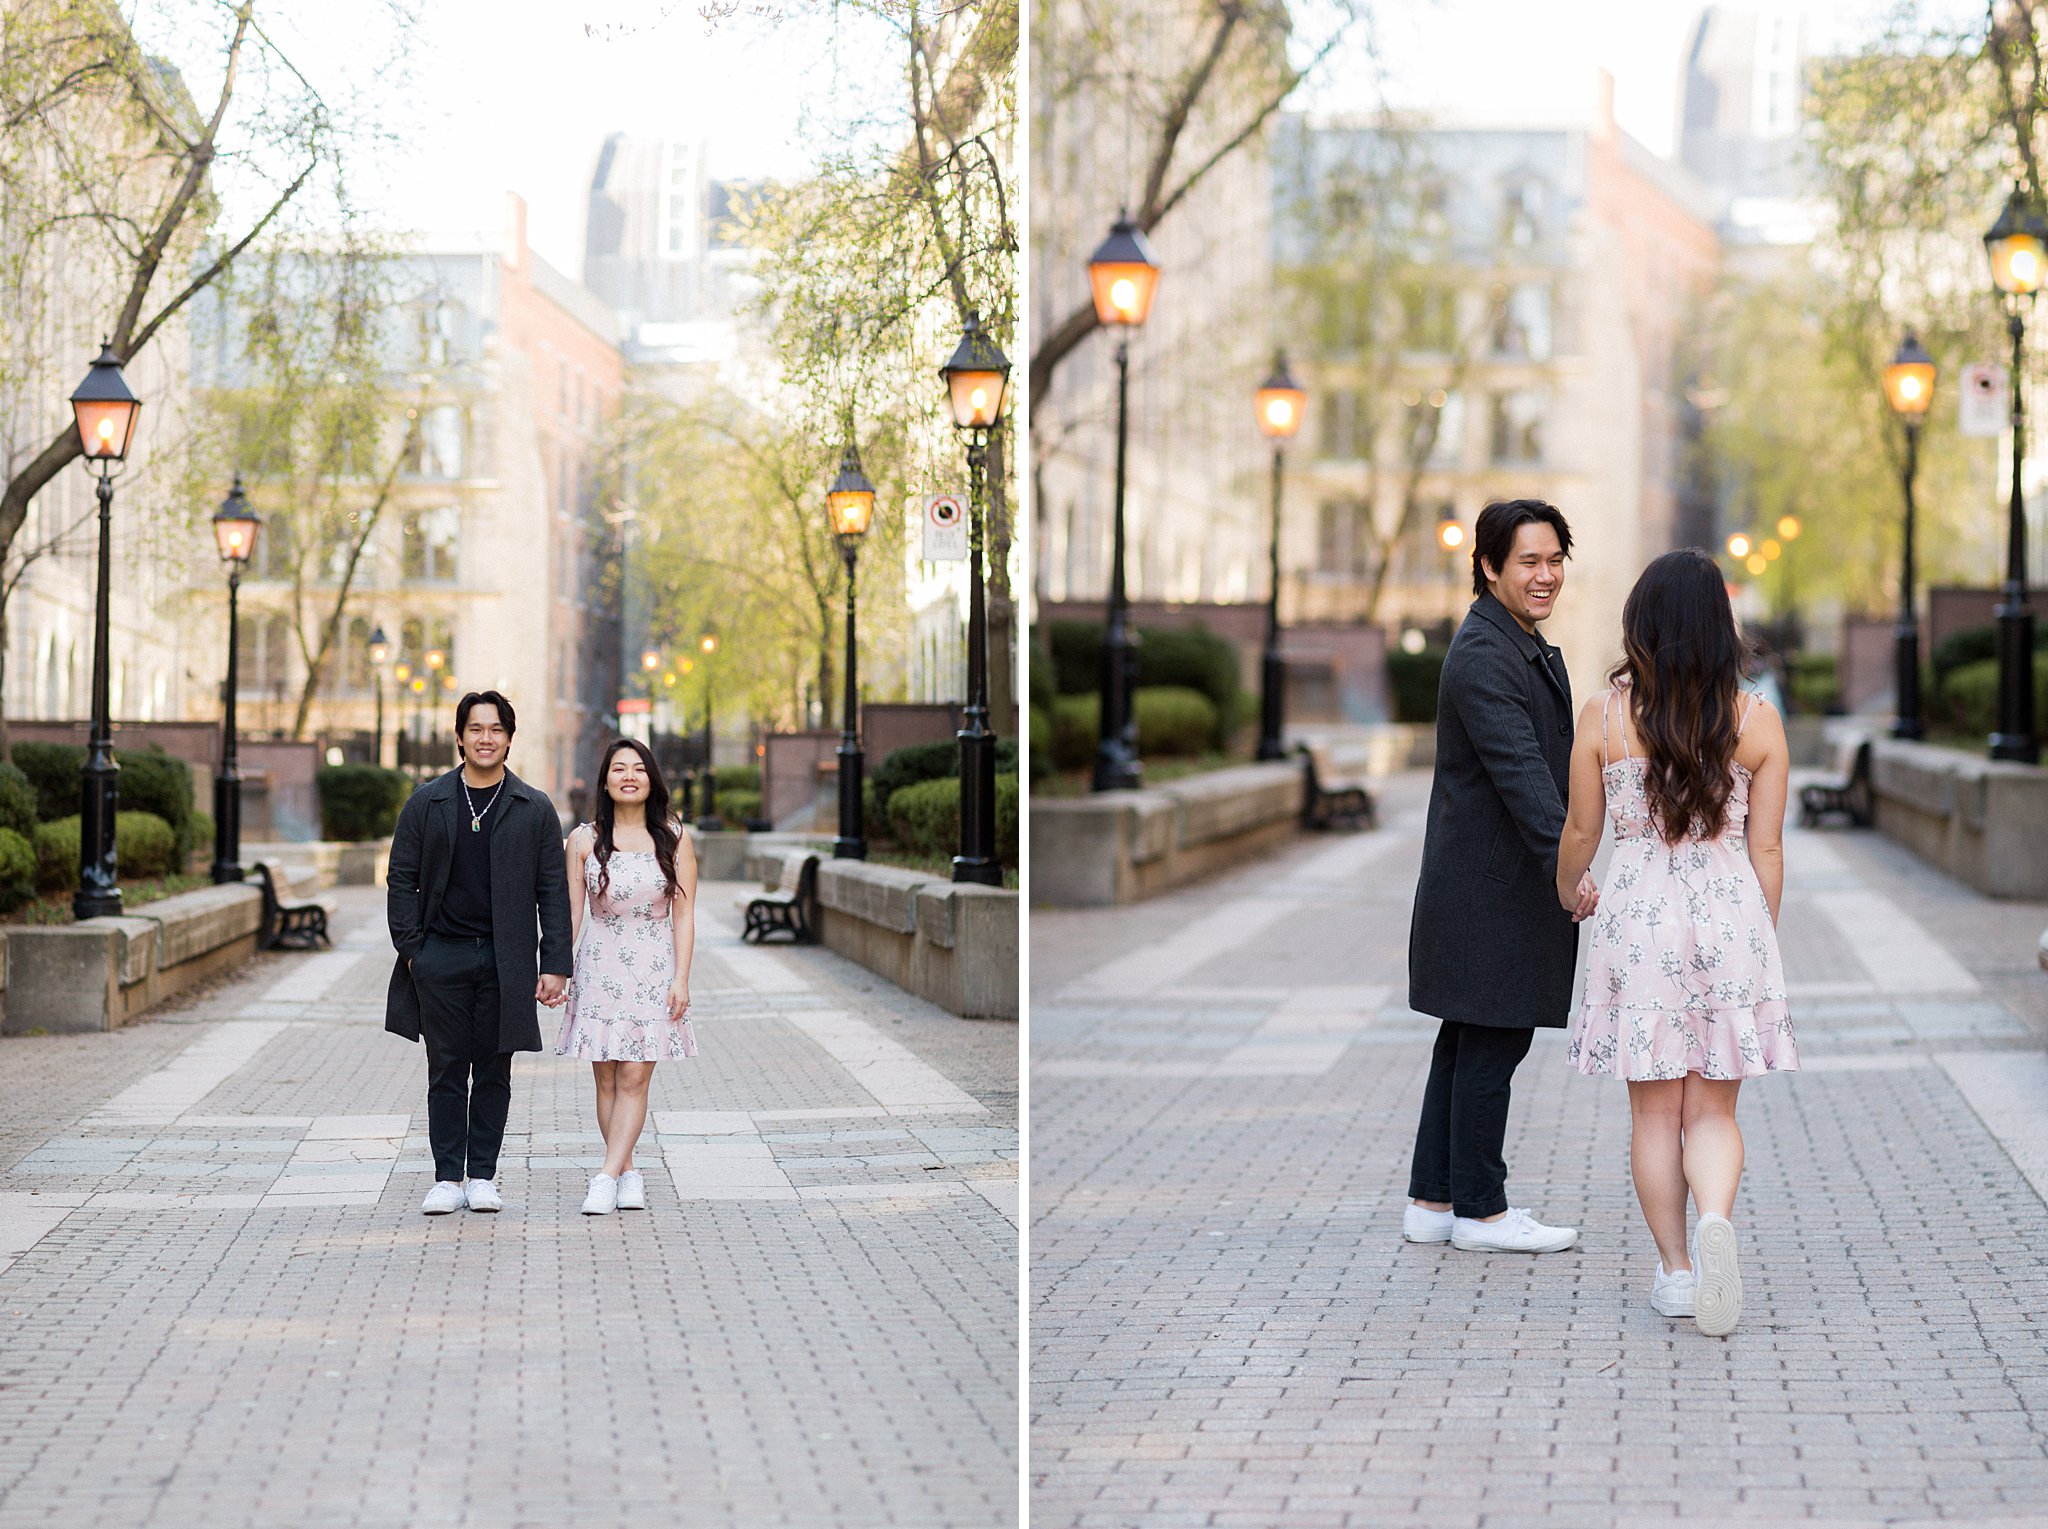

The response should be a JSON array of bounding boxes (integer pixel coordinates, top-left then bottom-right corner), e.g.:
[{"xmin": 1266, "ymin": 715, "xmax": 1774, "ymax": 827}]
[{"xmin": 461, "ymin": 775, "xmax": 504, "ymax": 833}]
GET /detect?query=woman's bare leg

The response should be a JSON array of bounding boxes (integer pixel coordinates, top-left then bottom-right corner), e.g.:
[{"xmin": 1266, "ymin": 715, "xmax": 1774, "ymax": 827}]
[
  {"xmin": 1680, "ymin": 1075, "xmax": 1744, "ymax": 1219},
  {"xmin": 1628, "ymin": 1079, "xmax": 1689, "ymax": 1273},
  {"xmin": 592, "ymin": 1062, "xmax": 618, "ymax": 1157},
  {"xmin": 601, "ymin": 1062, "xmax": 655, "ymax": 1178}
]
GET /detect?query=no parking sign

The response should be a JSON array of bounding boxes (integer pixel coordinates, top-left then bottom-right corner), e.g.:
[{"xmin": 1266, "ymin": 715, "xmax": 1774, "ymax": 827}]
[{"xmin": 924, "ymin": 494, "xmax": 968, "ymax": 561}]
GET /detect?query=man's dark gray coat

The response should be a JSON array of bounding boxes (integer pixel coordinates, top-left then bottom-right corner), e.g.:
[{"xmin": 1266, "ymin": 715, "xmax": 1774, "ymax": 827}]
[
  {"xmin": 1408, "ymin": 591, "xmax": 1579, "ymax": 1030},
  {"xmin": 385, "ymin": 768, "xmax": 573, "ymax": 1053}
]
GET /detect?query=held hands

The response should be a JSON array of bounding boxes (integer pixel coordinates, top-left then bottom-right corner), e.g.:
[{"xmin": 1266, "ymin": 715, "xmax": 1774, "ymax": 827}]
[
  {"xmin": 536, "ymin": 972, "xmax": 568, "ymax": 1008},
  {"xmin": 666, "ymin": 978, "xmax": 690, "ymax": 1022},
  {"xmin": 1561, "ymin": 871, "xmax": 1599, "ymax": 923}
]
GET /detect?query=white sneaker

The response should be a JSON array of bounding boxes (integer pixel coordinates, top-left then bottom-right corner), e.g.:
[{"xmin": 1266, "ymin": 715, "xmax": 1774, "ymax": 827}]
[
  {"xmin": 1450, "ymin": 1206, "xmax": 1579, "ymax": 1254},
  {"xmin": 421, "ymin": 1181, "xmax": 466, "ymax": 1215},
  {"xmin": 464, "ymin": 1178, "xmax": 503, "ymax": 1213},
  {"xmin": 581, "ymin": 1173, "xmax": 618, "ymax": 1216},
  {"xmin": 1402, "ymin": 1203, "xmax": 1454, "ymax": 1243},
  {"xmin": 1651, "ymin": 1263, "xmax": 1697, "ymax": 1317},
  {"xmin": 1694, "ymin": 1213, "xmax": 1743, "ymax": 1336},
  {"xmin": 615, "ymin": 1169, "xmax": 647, "ymax": 1210}
]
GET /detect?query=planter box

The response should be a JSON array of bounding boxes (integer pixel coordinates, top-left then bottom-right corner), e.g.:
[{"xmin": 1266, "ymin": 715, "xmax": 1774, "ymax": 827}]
[
  {"xmin": 1869, "ymin": 738, "xmax": 2048, "ymax": 898},
  {"xmin": 3, "ymin": 883, "xmax": 263, "ymax": 1035},
  {"xmin": 1030, "ymin": 760, "xmax": 1307, "ymax": 908}
]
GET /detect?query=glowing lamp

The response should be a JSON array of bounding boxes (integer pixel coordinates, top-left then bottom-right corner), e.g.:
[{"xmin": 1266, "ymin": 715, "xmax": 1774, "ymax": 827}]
[
  {"xmin": 1727, "ymin": 534, "xmax": 1752, "ymax": 559},
  {"xmin": 1086, "ymin": 215, "xmax": 1160, "ymax": 328},
  {"xmin": 939, "ymin": 310, "xmax": 1011, "ymax": 430},
  {"xmin": 69, "ymin": 343, "xmax": 141, "ymax": 462},
  {"xmin": 1438, "ymin": 520, "xmax": 1466, "ymax": 551},
  {"xmin": 210, "ymin": 477, "xmax": 260, "ymax": 566},
  {"xmin": 1882, "ymin": 332, "xmax": 1936, "ymax": 417},
  {"xmin": 368, "ymin": 625, "xmax": 391, "ymax": 668},
  {"xmin": 1986, "ymin": 183, "xmax": 2048, "ymax": 296},
  {"xmin": 1254, "ymin": 353, "xmax": 1306, "ymax": 441},
  {"xmin": 825, "ymin": 444, "xmax": 877, "ymax": 539}
]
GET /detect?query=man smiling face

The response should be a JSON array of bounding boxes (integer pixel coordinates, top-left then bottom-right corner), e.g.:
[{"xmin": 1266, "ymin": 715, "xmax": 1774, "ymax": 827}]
[{"xmin": 1482, "ymin": 519, "xmax": 1567, "ymax": 633}]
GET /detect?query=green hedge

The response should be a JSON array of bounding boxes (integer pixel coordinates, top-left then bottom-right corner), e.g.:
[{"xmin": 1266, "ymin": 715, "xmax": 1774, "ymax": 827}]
[
  {"xmin": 1788, "ymin": 652, "xmax": 1841, "ymax": 716},
  {"xmin": 32, "ymin": 811, "xmax": 176, "ymax": 892},
  {"xmin": 710, "ymin": 763, "xmax": 761, "ymax": 792},
  {"xmin": 863, "ymin": 737, "xmax": 1019, "ymax": 837},
  {"xmin": 713, "ymin": 789, "xmax": 763, "ymax": 824},
  {"xmin": 0, "ymin": 827, "xmax": 32, "ymax": 912},
  {"xmin": 1029, "ymin": 705, "xmax": 1052, "ymax": 781},
  {"xmin": 0, "ymin": 763, "xmax": 35, "ymax": 838},
  {"xmin": 1932, "ymin": 622, "xmax": 2048, "ymax": 690},
  {"xmin": 1051, "ymin": 694, "xmax": 1097, "ymax": 772},
  {"xmin": 8, "ymin": 743, "xmax": 197, "ymax": 861},
  {"xmin": 1135, "ymin": 686, "xmax": 1217, "ymax": 757},
  {"xmin": 1935, "ymin": 656, "xmax": 2048, "ymax": 737},
  {"xmin": 1046, "ymin": 620, "xmax": 1103, "ymax": 697},
  {"xmin": 12, "ymin": 741, "xmax": 81, "ymax": 823},
  {"xmin": 1029, "ymin": 639, "xmax": 1057, "ymax": 712},
  {"xmin": 1043, "ymin": 620, "xmax": 1243, "ymax": 747},
  {"xmin": 317, "ymin": 764, "xmax": 412, "ymax": 842},
  {"xmin": 884, "ymin": 773, "xmax": 1017, "ymax": 865},
  {"xmin": 1387, "ymin": 647, "xmax": 1447, "ymax": 723}
]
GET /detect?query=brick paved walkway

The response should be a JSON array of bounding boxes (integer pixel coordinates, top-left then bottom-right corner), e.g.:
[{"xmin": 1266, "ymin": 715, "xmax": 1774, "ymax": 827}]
[
  {"xmin": 0, "ymin": 879, "xmax": 1017, "ymax": 1528},
  {"xmin": 1031, "ymin": 772, "xmax": 2048, "ymax": 1528}
]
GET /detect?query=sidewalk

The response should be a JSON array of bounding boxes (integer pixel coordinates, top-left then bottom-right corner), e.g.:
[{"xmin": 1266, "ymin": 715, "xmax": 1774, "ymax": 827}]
[
  {"xmin": 0, "ymin": 877, "xmax": 1017, "ymax": 1529},
  {"xmin": 1031, "ymin": 771, "xmax": 2048, "ymax": 1528}
]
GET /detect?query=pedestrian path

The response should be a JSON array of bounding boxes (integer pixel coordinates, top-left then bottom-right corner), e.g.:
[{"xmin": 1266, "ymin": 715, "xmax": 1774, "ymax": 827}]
[
  {"xmin": 1031, "ymin": 772, "xmax": 2048, "ymax": 1528},
  {"xmin": 0, "ymin": 878, "xmax": 1017, "ymax": 1529}
]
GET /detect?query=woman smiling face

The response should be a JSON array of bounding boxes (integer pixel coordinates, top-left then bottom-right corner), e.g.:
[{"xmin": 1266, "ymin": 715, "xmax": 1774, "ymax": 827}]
[{"xmin": 605, "ymin": 746, "xmax": 651, "ymax": 805}]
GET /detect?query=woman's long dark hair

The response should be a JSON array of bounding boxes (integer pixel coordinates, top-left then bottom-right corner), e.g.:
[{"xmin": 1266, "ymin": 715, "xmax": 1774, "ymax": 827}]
[
  {"xmin": 1610, "ymin": 549, "xmax": 1755, "ymax": 845},
  {"xmin": 591, "ymin": 737, "xmax": 682, "ymax": 905}
]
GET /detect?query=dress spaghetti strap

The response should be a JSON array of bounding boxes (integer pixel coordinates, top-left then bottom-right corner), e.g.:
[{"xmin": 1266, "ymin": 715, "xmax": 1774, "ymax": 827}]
[{"xmin": 1736, "ymin": 691, "xmax": 1760, "ymax": 738}]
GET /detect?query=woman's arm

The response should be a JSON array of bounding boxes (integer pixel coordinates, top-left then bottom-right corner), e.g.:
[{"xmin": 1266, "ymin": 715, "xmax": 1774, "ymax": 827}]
[
  {"xmin": 668, "ymin": 823, "xmax": 698, "ymax": 1019},
  {"xmin": 565, "ymin": 825, "xmax": 588, "ymax": 949},
  {"xmin": 1741, "ymin": 702, "xmax": 1789, "ymax": 924},
  {"xmin": 1556, "ymin": 694, "xmax": 1609, "ymax": 917}
]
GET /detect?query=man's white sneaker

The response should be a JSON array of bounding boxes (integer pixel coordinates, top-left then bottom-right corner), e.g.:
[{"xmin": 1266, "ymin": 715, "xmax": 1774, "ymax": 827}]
[
  {"xmin": 1450, "ymin": 1206, "xmax": 1578, "ymax": 1253},
  {"xmin": 1651, "ymin": 1263, "xmax": 1697, "ymax": 1317},
  {"xmin": 464, "ymin": 1178, "xmax": 503, "ymax": 1213},
  {"xmin": 1694, "ymin": 1213, "xmax": 1743, "ymax": 1336},
  {"xmin": 1402, "ymin": 1204, "xmax": 1454, "ymax": 1244},
  {"xmin": 581, "ymin": 1173, "xmax": 619, "ymax": 1216},
  {"xmin": 615, "ymin": 1169, "xmax": 647, "ymax": 1210},
  {"xmin": 421, "ymin": 1181, "xmax": 466, "ymax": 1215}
]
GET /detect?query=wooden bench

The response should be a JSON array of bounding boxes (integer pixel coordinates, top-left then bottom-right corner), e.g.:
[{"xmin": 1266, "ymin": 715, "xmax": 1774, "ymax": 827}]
[
  {"xmin": 1298, "ymin": 741, "xmax": 1376, "ymax": 832},
  {"xmin": 251, "ymin": 862, "xmax": 337, "ymax": 950},
  {"xmin": 1798, "ymin": 735, "xmax": 1874, "ymax": 829},
  {"xmin": 737, "ymin": 853, "xmax": 819, "ymax": 945}
]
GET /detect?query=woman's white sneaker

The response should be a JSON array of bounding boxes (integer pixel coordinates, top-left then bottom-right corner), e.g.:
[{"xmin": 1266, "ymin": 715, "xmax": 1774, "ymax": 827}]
[
  {"xmin": 1694, "ymin": 1213, "xmax": 1743, "ymax": 1336},
  {"xmin": 1450, "ymin": 1206, "xmax": 1578, "ymax": 1253},
  {"xmin": 581, "ymin": 1173, "xmax": 619, "ymax": 1216},
  {"xmin": 615, "ymin": 1169, "xmax": 647, "ymax": 1210},
  {"xmin": 1651, "ymin": 1263, "xmax": 1697, "ymax": 1317},
  {"xmin": 421, "ymin": 1181, "xmax": 466, "ymax": 1215},
  {"xmin": 464, "ymin": 1178, "xmax": 502, "ymax": 1213}
]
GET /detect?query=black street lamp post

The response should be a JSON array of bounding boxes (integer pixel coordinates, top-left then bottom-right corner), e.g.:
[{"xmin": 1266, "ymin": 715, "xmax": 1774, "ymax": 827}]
[
  {"xmin": 698, "ymin": 633, "xmax": 720, "ymax": 828},
  {"xmin": 826, "ymin": 444, "xmax": 877, "ymax": 860},
  {"xmin": 210, "ymin": 480, "xmax": 260, "ymax": 883},
  {"xmin": 1254, "ymin": 354, "xmax": 1306, "ymax": 761},
  {"xmin": 368, "ymin": 625, "xmax": 390, "ymax": 767},
  {"xmin": 1086, "ymin": 216, "xmax": 1160, "ymax": 793},
  {"xmin": 1985, "ymin": 183, "xmax": 2046, "ymax": 763},
  {"xmin": 1882, "ymin": 334, "xmax": 1935, "ymax": 740},
  {"xmin": 68, "ymin": 343, "xmax": 141, "ymax": 921},
  {"xmin": 940, "ymin": 309, "xmax": 1013, "ymax": 885}
]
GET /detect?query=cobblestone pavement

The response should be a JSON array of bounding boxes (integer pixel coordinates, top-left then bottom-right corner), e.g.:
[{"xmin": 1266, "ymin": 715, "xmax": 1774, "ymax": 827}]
[
  {"xmin": 1031, "ymin": 771, "xmax": 2048, "ymax": 1528},
  {"xmin": 0, "ymin": 879, "xmax": 1017, "ymax": 1529}
]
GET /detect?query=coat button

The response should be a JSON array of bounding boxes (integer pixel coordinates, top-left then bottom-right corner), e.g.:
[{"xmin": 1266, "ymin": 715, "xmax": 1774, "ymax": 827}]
[{"xmin": 1559, "ymin": 723, "xmax": 1570, "ymax": 736}]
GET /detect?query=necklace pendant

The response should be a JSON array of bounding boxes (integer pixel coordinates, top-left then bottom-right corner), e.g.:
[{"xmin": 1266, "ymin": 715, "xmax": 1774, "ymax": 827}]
[{"xmin": 470, "ymin": 818, "xmax": 481, "ymax": 833}]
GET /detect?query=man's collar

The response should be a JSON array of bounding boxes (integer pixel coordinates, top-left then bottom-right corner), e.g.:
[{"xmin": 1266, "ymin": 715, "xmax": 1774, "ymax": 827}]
[
  {"xmin": 431, "ymin": 766, "xmax": 530, "ymax": 800},
  {"xmin": 1469, "ymin": 590, "xmax": 1550, "ymax": 659}
]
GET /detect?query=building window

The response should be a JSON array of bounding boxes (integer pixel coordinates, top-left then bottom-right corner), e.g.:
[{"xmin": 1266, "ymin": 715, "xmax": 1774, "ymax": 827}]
[
  {"xmin": 405, "ymin": 405, "xmax": 465, "ymax": 479},
  {"xmin": 1316, "ymin": 498, "xmax": 1373, "ymax": 578},
  {"xmin": 1492, "ymin": 283, "xmax": 1552, "ymax": 360},
  {"xmin": 401, "ymin": 505, "xmax": 461, "ymax": 583},
  {"xmin": 1402, "ymin": 285, "xmax": 1457, "ymax": 353},
  {"xmin": 1407, "ymin": 390, "xmax": 1463, "ymax": 467},
  {"xmin": 1489, "ymin": 390, "xmax": 1547, "ymax": 464},
  {"xmin": 1318, "ymin": 388, "xmax": 1360, "ymax": 461},
  {"xmin": 1501, "ymin": 179, "xmax": 1542, "ymax": 247}
]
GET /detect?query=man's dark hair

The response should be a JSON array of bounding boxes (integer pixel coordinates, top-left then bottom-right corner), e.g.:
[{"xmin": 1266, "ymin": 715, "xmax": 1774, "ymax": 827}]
[
  {"xmin": 455, "ymin": 690, "xmax": 517, "ymax": 741},
  {"xmin": 1471, "ymin": 498, "xmax": 1573, "ymax": 597}
]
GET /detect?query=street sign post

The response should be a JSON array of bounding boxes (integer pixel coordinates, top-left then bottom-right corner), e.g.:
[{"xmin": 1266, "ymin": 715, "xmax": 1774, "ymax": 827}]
[
  {"xmin": 924, "ymin": 494, "xmax": 968, "ymax": 561},
  {"xmin": 1961, "ymin": 362, "xmax": 2009, "ymax": 437}
]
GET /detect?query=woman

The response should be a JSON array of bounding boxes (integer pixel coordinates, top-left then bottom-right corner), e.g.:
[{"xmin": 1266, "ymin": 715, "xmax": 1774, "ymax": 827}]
[
  {"xmin": 558, "ymin": 737, "xmax": 698, "ymax": 1215},
  {"xmin": 1556, "ymin": 549, "xmax": 1797, "ymax": 1336}
]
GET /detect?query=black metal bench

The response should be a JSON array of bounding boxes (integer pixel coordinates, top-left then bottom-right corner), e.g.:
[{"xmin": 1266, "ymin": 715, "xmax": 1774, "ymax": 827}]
[
  {"xmin": 739, "ymin": 853, "xmax": 819, "ymax": 945},
  {"xmin": 1299, "ymin": 741, "xmax": 1376, "ymax": 831},
  {"xmin": 1798, "ymin": 736, "xmax": 1874, "ymax": 829},
  {"xmin": 252, "ymin": 862, "xmax": 335, "ymax": 950}
]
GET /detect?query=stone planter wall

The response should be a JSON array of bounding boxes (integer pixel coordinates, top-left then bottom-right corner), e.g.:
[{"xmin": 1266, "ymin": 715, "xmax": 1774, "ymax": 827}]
[{"xmin": 1869, "ymin": 738, "xmax": 2048, "ymax": 899}]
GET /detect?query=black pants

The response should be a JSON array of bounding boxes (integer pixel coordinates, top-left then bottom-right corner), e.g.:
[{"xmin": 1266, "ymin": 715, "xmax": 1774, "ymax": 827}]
[
  {"xmin": 1407, "ymin": 1020, "xmax": 1536, "ymax": 1219},
  {"xmin": 413, "ymin": 935, "xmax": 512, "ymax": 1183}
]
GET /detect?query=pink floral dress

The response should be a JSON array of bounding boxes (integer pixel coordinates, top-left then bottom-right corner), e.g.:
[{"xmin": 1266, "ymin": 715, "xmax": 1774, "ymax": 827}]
[
  {"xmin": 556, "ymin": 838, "xmax": 697, "ymax": 1063},
  {"xmin": 1566, "ymin": 686, "xmax": 1797, "ymax": 1081}
]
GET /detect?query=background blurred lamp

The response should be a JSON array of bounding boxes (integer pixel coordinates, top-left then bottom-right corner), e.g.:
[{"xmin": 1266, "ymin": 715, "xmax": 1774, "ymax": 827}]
[
  {"xmin": 1777, "ymin": 515, "xmax": 1801, "ymax": 541},
  {"xmin": 1727, "ymin": 533, "xmax": 1752, "ymax": 559},
  {"xmin": 641, "ymin": 648, "xmax": 661, "ymax": 672},
  {"xmin": 1882, "ymin": 331, "xmax": 1936, "ymax": 415},
  {"xmin": 1087, "ymin": 215, "xmax": 1161, "ymax": 328},
  {"xmin": 1254, "ymin": 353, "xmax": 1306, "ymax": 440},
  {"xmin": 368, "ymin": 625, "xmax": 390, "ymax": 668},
  {"xmin": 209, "ymin": 476, "xmax": 260, "ymax": 565},
  {"xmin": 1986, "ymin": 183, "xmax": 2048, "ymax": 295},
  {"xmin": 939, "ymin": 310, "xmax": 1011, "ymax": 429},
  {"xmin": 1437, "ymin": 519, "xmax": 1466, "ymax": 551},
  {"xmin": 69, "ymin": 342, "xmax": 141, "ymax": 462},
  {"xmin": 825, "ymin": 443, "xmax": 877, "ymax": 537}
]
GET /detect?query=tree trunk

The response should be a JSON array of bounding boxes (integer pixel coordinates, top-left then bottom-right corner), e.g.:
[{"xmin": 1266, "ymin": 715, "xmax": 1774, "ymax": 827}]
[{"xmin": 986, "ymin": 419, "xmax": 1016, "ymax": 736}]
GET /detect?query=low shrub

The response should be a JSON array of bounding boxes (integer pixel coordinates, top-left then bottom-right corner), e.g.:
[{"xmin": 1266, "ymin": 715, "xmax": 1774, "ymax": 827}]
[
  {"xmin": 1137, "ymin": 625, "xmax": 1241, "ymax": 745},
  {"xmin": 32, "ymin": 811, "xmax": 176, "ymax": 891},
  {"xmin": 0, "ymin": 827, "xmax": 33, "ymax": 912},
  {"xmin": 118, "ymin": 747, "xmax": 195, "ymax": 860},
  {"xmin": 997, "ymin": 773, "xmax": 1018, "ymax": 864},
  {"xmin": 1029, "ymin": 639, "xmax": 1057, "ymax": 712},
  {"xmin": 711, "ymin": 788, "xmax": 762, "ymax": 824},
  {"xmin": 1051, "ymin": 694, "xmax": 1097, "ymax": 772},
  {"xmin": 865, "ymin": 737, "xmax": 1019, "ymax": 834},
  {"xmin": 0, "ymin": 763, "xmax": 36, "ymax": 838},
  {"xmin": 1386, "ymin": 647, "xmax": 1447, "ymax": 724},
  {"xmin": 13, "ymin": 741, "xmax": 83, "ymax": 823},
  {"xmin": 187, "ymin": 810, "xmax": 215, "ymax": 872},
  {"xmin": 31, "ymin": 817, "xmax": 77, "ymax": 892},
  {"xmin": 317, "ymin": 764, "xmax": 412, "ymax": 842},
  {"xmin": 1933, "ymin": 657, "xmax": 2048, "ymax": 738},
  {"xmin": 1787, "ymin": 652, "xmax": 1842, "ymax": 716},
  {"xmin": 1029, "ymin": 706, "xmax": 1052, "ymax": 781},
  {"xmin": 884, "ymin": 773, "xmax": 1019, "ymax": 866},
  {"xmin": 1046, "ymin": 619, "xmax": 1103, "ymax": 696},
  {"xmin": 710, "ymin": 763, "xmax": 761, "ymax": 792},
  {"xmin": 1134, "ymin": 686, "xmax": 1217, "ymax": 757},
  {"xmin": 1932, "ymin": 624, "xmax": 1998, "ymax": 687}
]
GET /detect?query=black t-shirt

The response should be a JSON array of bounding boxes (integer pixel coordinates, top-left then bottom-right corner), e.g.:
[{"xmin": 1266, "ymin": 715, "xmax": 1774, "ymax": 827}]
[{"xmin": 432, "ymin": 778, "xmax": 505, "ymax": 939}]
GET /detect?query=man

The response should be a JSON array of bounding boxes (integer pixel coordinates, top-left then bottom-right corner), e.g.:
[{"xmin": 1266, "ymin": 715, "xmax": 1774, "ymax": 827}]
[
  {"xmin": 1404, "ymin": 499, "xmax": 1593, "ymax": 1254},
  {"xmin": 386, "ymin": 690, "xmax": 572, "ymax": 1215}
]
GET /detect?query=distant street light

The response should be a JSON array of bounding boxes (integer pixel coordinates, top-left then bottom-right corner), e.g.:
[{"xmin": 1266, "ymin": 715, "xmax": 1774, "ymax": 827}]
[
  {"xmin": 1727, "ymin": 533, "xmax": 1752, "ymax": 559},
  {"xmin": 698, "ymin": 632, "xmax": 721, "ymax": 828},
  {"xmin": 1087, "ymin": 215, "xmax": 1159, "ymax": 793},
  {"xmin": 826, "ymin": 442, "xmax": 876, "ymax": 860},
  {"xmin": 1437, "ymin": 519, "xmax": 1466, "ymax": 551},
  {"xmin": 68, "ymin": 343, "xmax": 142, "ymax": 920},
  {"xmin": 1254, "ymin": 351, "xmax": 1305, "ymax": 762},
  {"xmin": 210, "ymin": 478, "xmax": 260, "ymax": 883},
  {"xmin": 368, "ymin": 624, "xmax": 390, "ymax": 767},
  {"xmin": 1984, "ymin": 183, "xmax": 2046, "ymax": 762},
  {"xmin": 1875, "ymin": 340, "xmax": 1933, "ymax": 730},
  {"xmin": 939, "ymin": 309, "xmax": 1012, "ymax": 884}
]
